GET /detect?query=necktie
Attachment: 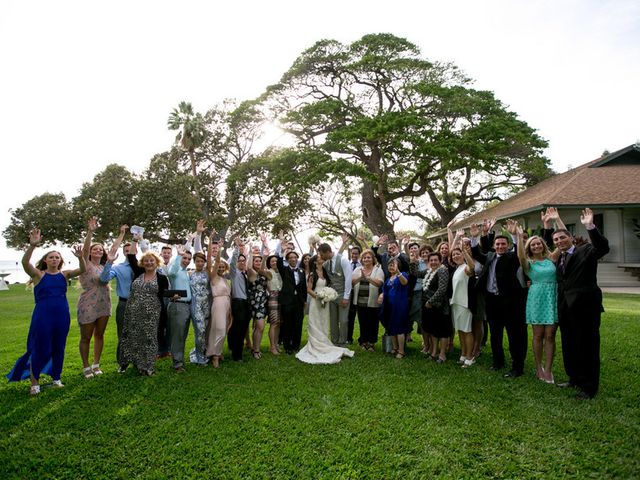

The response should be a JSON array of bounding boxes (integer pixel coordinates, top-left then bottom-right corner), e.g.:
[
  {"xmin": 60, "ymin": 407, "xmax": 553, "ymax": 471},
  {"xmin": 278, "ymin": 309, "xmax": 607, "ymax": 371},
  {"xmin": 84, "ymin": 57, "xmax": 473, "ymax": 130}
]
[
  {"xmin": 352, "ymin": 261, "xmax": 357, "ymax": 270},
  {"xmin": 242, "ymin": 271, "xmax": 248, "ymax": 290},
  {"xmin": 559, "ymin": 252, "xmax": 568, "ymax": 274}
]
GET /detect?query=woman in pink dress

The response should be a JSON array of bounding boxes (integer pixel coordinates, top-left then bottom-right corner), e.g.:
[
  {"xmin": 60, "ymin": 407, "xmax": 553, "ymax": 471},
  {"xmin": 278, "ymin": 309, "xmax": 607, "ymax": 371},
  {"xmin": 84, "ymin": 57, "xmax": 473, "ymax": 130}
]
[
  {"xmin": 206, "ymin": 238, "xmax": 232, "ymax": 368},
  {"xmin": 77, "ymin": 220, "xmax": 126, "ymax": 378}
]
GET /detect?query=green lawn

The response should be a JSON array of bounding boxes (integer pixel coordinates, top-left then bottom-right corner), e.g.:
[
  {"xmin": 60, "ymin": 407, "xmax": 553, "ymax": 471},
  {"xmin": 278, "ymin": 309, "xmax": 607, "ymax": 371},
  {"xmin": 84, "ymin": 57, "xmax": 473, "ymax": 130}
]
[{"xmin": 1, "ymin": 285, "xmax": 639, "ymax": 479}]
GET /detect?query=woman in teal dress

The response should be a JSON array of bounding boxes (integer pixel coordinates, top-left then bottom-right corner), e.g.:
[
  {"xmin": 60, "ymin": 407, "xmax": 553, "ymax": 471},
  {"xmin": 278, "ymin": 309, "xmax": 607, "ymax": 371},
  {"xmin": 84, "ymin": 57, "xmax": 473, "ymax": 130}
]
[{"xmin": 517, "ymin": 225, "xmax": 559, "ymax": 384}]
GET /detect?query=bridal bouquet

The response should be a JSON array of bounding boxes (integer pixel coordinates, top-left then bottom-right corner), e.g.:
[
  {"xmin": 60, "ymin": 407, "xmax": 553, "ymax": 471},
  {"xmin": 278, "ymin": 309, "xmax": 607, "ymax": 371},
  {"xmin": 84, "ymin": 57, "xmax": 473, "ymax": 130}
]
[{"xmin": 316, "ymin": 286, "xmax": 338, "ymax": 307}]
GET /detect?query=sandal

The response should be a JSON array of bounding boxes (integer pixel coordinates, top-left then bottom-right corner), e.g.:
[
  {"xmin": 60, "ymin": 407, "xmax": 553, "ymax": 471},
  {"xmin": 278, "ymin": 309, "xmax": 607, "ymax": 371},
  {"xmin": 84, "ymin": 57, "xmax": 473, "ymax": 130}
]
[
  {"xmin": 212, "ymin": 356, "xmax": 220, "ymax": 368},
  {"xmin": 252, "ymin": 350, "xmax": 262, "ymax": 360},
  {"xmin": 391, "ymin": 348, "xmax": 399, "ymax": 356},
  {"xmin": 395, "ymin": 352, "xmax": 405, "ymax": 359},
  {"xmin": 91, "ymin": 363, "xmax": 103, "ymax": 376},
  {"xmin": 30, "ymin": 385, "xmax": 40, "ymax": 396},
  {"xmin": 83, "ymin": 367, "xmax": 94, "ymax": 379}
]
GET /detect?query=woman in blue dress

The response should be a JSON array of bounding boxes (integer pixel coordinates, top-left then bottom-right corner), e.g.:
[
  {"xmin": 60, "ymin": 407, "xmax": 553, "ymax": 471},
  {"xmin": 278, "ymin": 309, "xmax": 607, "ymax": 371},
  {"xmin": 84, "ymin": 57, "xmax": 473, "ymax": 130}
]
[
  {"xmin": 7, "ymin": 228, "xmax": 85, "ymax": 395},
  {"xmin": 516, "ymin": 225, "xmax": 559, "ymax": 384},
  {"xmin": 379, "ymin": 258, "xmax": 410, "ymax": 359}
]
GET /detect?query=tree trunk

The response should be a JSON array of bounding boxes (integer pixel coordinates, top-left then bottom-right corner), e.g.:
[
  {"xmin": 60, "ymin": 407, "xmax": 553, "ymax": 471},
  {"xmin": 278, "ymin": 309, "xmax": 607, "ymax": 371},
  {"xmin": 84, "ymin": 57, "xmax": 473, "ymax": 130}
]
[{"xmin": 361, "ymin": 181, "xmax": 394, "ymax": 237}]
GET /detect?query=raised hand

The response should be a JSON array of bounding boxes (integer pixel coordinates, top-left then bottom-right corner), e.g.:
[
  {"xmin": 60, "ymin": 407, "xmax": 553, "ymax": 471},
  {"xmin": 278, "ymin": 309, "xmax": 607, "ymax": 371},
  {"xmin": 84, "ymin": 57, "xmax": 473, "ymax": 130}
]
[
  {"xmin": 505, "ymin": 219, "xmax": 518, "ymax": 235},
  {"xmin": 356, "ymin": 229, "xmax": 365, "ymax": 242},
  {"xmin": 119, "ymin": 224, "xmax": 129, "ymax": 234},
  {"xmin": 377, "ymin": 234, "xmax": 388, "ymax": 246},
  {"xmin": 28, "ymin": 228, "xmax": 42, "ymax": 246},
  {"xmin": 515, "ymin": 223, "xmax": 524, "ymax": 236},
  {"xmin": 87, "ymin": 217, "xmax": 98, "ymax": 232},
  {"xmin": 483, "ymin": 217, "xmax": 497, "ymax": 234},
  {"xmin": 469, "ymin": 223, "xmax": 480, "ymax": 238},
  {"xmin": 341, "ymin": 232, "xmax": 348, "ymax": 244},
  {"xmin": 71, "ymin": 245, "xmax": 83, "ymax": 258},
  {"xmin": 234, "ymin": 236, "xmax": 242, "ymax": 248},
  {"xmin": 196, "ymin": 219, "xmax": 205, "ymax": 234},
  {"xmin": 447, "ymin": 218, "xmax": 456, "ymax": 229},
  {"xmin": 176, "ymin": 244, "xmax": 186, "ymax": 255},
  {"xmin": 260, "ymin": 232, "xmax": 268, "ymax": 245},
  {"xmin": 547, "ymin": 207, "xmax": 559, "ymax": 221},
  {"xmin": 580, "ymin": 208, "xmax": 594, "ymax": 227},
  {"xmin": 278, "ymin": 230, "xmax": 285, "ymax": 241},
  {"xmin": 456, "ymin": 228, "xmax": 465, "ymax": 238}
]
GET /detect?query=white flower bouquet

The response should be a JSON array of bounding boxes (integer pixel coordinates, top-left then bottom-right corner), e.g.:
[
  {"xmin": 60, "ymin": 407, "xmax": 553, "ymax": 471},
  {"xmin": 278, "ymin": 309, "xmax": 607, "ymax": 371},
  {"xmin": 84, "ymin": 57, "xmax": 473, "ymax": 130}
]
[
  {"xmin": 308, "ymin": 234, "xmax": 322, "ymax": 246},
  {"xmin": 316, "ymin": 286, "xmax": 338, "ymax": 307}
]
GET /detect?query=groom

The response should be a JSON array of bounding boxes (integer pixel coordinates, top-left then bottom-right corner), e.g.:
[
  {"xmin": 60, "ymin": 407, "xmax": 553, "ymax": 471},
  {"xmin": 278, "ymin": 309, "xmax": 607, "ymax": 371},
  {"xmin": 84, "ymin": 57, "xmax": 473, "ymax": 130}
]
[
  {"xmin": 317, "ymin": 243, "xmax": 353, "ymax": 345},
  {"xmin": 277, "ymin": 247, "xmax": 307, "ymax": 354}
]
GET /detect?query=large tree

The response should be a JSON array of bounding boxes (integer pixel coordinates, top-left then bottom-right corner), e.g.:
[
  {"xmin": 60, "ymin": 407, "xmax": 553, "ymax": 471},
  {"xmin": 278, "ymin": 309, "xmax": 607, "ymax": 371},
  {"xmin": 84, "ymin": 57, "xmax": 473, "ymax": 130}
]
[
  {"xmin": 4, "ymin": 193, "xmax": 75, "ymax": 248},
  {"xmin": 261, "ymin": 33, "xmax": 551, "ymax": 235}
]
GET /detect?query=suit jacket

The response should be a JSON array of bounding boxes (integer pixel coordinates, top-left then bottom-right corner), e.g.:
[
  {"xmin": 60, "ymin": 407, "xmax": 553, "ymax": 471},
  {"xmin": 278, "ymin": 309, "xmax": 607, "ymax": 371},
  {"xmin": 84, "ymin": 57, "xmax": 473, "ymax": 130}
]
[
  {"xmin": 371, "ymin": 246, "xmax": 410, "ymax": 279},
  {"xmin": 471, "ymin": 246, "xmax": 525, "ymax": 298},
  {"xmin": 276, "ymin": 256, "xmax": 307, "ymax": 307},
  {"xmin": 556, "ymin": 227, "xmax": 609, "ymax": 311}
]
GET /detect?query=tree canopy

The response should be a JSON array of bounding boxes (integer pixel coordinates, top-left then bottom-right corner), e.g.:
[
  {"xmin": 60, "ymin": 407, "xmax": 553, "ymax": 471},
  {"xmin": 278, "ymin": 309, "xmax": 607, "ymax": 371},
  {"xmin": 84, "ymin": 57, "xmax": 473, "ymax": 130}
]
[
  {"xmin": 4, "ymin": 33, "xmax": 552, "ymax": 248},
  {"xmin": 260, "ymin": 33, "xmax": 551, "ymax": 235}
]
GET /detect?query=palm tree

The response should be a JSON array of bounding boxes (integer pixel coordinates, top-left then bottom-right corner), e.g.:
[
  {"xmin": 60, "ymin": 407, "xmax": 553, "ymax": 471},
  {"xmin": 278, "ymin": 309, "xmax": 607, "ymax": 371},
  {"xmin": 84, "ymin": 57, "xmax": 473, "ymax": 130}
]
[{"xmin": 167, "ymin": 101, "xmax": 207, "ymax": 177}]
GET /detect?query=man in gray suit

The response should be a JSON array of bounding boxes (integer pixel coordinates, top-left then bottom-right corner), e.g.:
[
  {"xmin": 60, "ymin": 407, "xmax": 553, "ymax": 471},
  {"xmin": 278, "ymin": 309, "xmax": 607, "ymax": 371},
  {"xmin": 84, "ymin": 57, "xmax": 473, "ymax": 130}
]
[{"xmin": 317, "ymin": 243, "xmax": 353, "ymax": 345}]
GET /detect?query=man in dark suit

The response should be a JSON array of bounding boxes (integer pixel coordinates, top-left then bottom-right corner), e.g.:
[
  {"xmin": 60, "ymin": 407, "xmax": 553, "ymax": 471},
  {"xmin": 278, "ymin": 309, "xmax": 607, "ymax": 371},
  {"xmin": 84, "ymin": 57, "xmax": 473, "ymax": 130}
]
[
  {"xmin": 277, "ymin": 248, "xmax": 307, "ymax": 354},
  {"xmin": 553, "ymin": 208, "xmax": 609, "ymax": 399},
  {"xmin": 471, "ymin": 220, "xmax": 527, "ymax": 377},
  {"xmin": 372, "ymin": 235, "xmax": 410, "ymax": 278}
]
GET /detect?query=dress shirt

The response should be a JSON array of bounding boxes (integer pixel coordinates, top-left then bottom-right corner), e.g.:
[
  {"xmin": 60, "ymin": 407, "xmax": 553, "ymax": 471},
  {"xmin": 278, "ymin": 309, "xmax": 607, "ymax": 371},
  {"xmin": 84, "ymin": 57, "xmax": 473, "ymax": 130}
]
[
  {"xmin": 290, "ymin": 265, "xmax": 302, "ymax": 285},
  {"xmin": 99, "ymin": 259, "xmax": 134, "ymax": 299},
  {"xmin": 229, "ymin": 248, "xmax": 248, "ymax": 300},
  {"xmin": 168, "ymin": 258, "xmax": 192, "ymax": 302}
]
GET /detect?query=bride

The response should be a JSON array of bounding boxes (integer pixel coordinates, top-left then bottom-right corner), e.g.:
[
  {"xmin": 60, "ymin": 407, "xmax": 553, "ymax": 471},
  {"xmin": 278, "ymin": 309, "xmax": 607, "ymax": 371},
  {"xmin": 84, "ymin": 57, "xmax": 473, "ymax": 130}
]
[{"xmin": 296, "ymin": 255, "xmax": 354, "ymax": 364}]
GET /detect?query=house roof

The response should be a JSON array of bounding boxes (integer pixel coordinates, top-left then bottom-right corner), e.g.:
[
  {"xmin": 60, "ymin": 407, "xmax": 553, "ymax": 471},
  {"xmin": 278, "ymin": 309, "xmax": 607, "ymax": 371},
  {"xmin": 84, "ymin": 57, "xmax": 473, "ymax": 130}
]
[{"xmin": 431, "ymin": 144, "xmax": 640, "ymax": 237}]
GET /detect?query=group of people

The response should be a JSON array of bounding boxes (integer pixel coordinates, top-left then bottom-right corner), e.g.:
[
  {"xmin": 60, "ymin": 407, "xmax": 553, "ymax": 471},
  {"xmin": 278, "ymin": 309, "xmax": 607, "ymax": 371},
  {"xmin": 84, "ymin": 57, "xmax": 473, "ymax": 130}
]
[{"xmin": 7, "ymin": 207, "xmax": 609, "ymax": 401}]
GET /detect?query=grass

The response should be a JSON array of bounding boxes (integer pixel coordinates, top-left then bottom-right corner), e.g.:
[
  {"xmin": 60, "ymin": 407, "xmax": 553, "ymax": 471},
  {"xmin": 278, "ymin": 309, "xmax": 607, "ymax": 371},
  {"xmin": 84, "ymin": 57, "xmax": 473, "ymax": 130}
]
[{"xmin": 1, "ymin": 285, "xmax": 639, "ymax": 479}]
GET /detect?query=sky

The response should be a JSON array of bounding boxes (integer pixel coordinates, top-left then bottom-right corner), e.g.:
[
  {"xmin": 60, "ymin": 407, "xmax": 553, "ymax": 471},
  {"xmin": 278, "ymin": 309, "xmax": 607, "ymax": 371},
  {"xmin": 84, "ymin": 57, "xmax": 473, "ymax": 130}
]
[{"xmin": 2, "ymin": 0, "xmax": 639, "ymax": 278}]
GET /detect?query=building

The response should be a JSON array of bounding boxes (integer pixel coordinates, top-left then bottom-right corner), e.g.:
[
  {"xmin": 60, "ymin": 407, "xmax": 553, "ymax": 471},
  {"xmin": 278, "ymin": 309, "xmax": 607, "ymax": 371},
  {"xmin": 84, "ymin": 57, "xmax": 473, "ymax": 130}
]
[{"xmin": 433, "ymin": 144, "xmax": 640, "ymax": 286}]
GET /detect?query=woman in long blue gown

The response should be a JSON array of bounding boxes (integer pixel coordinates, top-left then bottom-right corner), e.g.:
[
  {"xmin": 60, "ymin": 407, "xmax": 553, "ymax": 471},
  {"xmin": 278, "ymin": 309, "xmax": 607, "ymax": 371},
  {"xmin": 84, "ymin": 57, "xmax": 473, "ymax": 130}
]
[{"xmin": 7, "ymin": 228, "xmax": 85, "ymax": 395}]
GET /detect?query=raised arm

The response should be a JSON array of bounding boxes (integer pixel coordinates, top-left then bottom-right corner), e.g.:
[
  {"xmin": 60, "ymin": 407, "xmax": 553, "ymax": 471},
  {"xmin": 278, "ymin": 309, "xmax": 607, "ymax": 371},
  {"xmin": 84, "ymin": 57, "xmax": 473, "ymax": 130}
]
[
  {"xmin": 461, "ymin": 244, "xmax": 476, "ymax": 276},
  {"xmin": 110, "ymin": 224, "xmax": 128, "ymax": 255},
  {"xmin": 64, "ymin": 245, "xmax": 86, "ymax": 279},
  {"xmin": 446, "ymin": 219, "xmax": 456, "ymax": 248},
  {"xmin": 338, "ymin": 232, "xmax": 348, "ymax": 255},
  {"xmin": 194, "ymin": 220, "xmax": 206, "ymax": 253},
  {"xmin": 82, "ymin": 217, "xmax": 98, "ymax": 260},
  {"xmin": 451, "ymin": 228, "xmax": 465, "ymax": 251},
  {"xmin": 546, "ymin": 207, "xmax": 566, "ymax": 231},
  {"xmin": 515, "ymin": 224, "xmax": 530, "ymax": 274},
  {"xmin": 581, "ymin": 208, "xmax": 610, "ymax": 260},
  {"xmin": 22, "ymin": 229, "xmax": 42, "ymax": 279}
]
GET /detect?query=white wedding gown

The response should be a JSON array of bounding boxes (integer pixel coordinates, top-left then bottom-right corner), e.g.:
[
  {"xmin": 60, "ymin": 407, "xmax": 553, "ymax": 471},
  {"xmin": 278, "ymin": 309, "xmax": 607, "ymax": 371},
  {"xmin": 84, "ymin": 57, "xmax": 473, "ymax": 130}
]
[{"xmin": 296, "ymin": 278, "xmax": 355, "ymax": 364}]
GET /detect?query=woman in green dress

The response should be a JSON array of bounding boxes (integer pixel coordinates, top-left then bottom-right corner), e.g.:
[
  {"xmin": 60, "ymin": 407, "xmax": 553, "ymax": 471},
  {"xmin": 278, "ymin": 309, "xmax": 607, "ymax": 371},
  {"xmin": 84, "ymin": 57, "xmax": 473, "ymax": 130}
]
[{"xmin": 516, "ymin": 224, "xmax": 560, "ymax": 384}]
